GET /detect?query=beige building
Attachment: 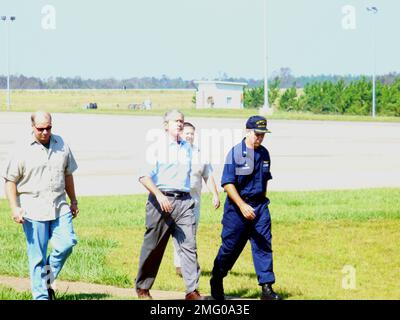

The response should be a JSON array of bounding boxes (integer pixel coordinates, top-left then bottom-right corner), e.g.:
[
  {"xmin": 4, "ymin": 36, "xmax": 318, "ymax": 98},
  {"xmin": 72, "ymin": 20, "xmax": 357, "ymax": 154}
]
[{"xmin": 194, "ymin": 80, "xmax": 247, "ymax": 109}]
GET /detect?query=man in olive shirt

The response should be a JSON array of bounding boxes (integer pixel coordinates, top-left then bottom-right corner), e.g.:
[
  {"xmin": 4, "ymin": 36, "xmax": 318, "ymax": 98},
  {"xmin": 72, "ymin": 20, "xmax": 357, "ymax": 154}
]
[{"xmin": 2, "ymin": 111, "xmax": 79, "ymax": 300}]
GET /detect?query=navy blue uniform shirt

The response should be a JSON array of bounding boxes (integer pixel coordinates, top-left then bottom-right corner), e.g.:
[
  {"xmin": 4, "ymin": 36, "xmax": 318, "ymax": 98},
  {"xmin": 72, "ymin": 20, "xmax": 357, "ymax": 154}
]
[{"xmin": 221, "ymin": 138, "xmax": 272, "ymax": 201}]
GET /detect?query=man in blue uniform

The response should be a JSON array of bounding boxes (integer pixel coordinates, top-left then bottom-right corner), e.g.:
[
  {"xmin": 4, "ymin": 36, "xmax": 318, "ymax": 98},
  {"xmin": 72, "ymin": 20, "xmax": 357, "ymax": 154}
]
[{"xmin": 210, "ymin": 115, "xmax": 281, "ymax": 301}]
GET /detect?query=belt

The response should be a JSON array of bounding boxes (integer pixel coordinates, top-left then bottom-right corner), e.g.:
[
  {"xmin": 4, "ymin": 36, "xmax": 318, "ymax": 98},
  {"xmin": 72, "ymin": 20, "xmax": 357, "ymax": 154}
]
[{"xmin": 161, "ymin": 191, "xmax": 190, "ymax": 198}]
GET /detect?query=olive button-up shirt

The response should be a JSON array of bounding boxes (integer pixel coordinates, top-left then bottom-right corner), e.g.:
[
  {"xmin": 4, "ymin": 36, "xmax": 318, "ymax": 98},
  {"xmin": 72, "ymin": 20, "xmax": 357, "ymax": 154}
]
[{"xmin": 2, "ymin": 134, "xmax": 78, "ymax": 221}]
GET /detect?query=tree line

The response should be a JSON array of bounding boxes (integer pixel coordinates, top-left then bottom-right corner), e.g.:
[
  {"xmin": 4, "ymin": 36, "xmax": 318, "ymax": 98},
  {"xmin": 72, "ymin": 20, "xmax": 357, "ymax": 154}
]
[
  {"xmin": 0, "ymin": 75, "xmax": 195, "ymax": 90},
  {"xmin": 1, "ymin": 70, "xmax": 399, "ymax": 90},
  {"xmin": 244, "ymin": 76, "xmax": 400, "ymax": 117}
]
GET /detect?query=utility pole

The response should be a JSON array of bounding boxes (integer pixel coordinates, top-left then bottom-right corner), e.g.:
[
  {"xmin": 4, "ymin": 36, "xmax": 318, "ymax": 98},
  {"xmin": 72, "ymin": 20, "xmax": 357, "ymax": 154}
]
[
  {"xmin": 366, "ymin": 6, "xmax": 378, "ymax": 117},
  {"xmin": 1, "ymin": 15, "xmax": 16, "ymax": 111},
  {"xmin": 259, "ymin": 0, "xmax": 273, "ymax": 115}
]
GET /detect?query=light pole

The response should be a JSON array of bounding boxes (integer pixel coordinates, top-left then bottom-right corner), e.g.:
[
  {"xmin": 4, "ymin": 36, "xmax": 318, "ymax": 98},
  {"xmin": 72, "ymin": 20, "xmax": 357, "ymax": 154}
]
[
  {"xmin": 366, "ymin": 6, "xmax": 378, "ymax": 117},
  {"xmin": 259, "ymin": 0, "xmax": 273, "ymax": 115},
  {"xmin": 1, "ymin": 15, "xmax": 16, "ymax": 111}
]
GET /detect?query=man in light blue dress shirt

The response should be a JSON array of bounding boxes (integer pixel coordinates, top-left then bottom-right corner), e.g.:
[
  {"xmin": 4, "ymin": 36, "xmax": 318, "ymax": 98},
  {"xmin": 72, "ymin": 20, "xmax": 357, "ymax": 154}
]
[{"xmin": 135, "ymin": 109, "xmax": 203, "ymax": 300}]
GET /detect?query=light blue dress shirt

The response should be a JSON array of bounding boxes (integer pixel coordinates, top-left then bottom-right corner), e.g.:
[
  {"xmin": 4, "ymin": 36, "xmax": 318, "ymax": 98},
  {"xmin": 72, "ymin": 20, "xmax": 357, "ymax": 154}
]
[{"xmin": 146, "ymin": 137, "xmax": 192, "ymax": 192}]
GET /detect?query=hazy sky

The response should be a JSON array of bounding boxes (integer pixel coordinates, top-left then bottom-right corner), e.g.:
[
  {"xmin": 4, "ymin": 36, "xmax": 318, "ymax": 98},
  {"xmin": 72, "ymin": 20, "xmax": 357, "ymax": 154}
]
[{"xmin": 0, "ymin": 0, "xmax": 398, "ymax": 80}]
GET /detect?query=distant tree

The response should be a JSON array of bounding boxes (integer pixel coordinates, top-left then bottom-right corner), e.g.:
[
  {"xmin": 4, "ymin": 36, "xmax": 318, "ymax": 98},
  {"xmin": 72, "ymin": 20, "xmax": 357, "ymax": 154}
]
[
  {"xmin": 243, "ymin": 77, "xmax": 281, "ymax": 109},
  {"xmin": 268, "ymin": 77, "xmax": 281, "ymax": 107},
  {"xmin": 243, "ymin": 86, "xmax": 263, "ymax": 109},
  {"xmin": 279, "ymin": 84, "xmax": 298, "ymax": 111},
  {"xmin": 273, "ymin": 67, "xmax": 295, "ymax": 88}
]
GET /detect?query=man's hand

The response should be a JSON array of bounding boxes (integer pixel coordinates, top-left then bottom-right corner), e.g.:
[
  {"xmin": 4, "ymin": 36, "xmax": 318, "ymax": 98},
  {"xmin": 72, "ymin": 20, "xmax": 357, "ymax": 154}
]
[
  {"xmin": 139, "ymin": 176, "xmax": 173, "ymax": 214},
  {"xmin": 11, "ymin": 207, "xmax": 25, "ymax": 224},
  {"xmin": 239, "ymin": 203, "xmax": 256, "ymax": 220},
  {"xmin": 70, "ymin": 203, "xmax": 79, "ymax": 218},
  {"xmin": 156, "ymin": 193, "xmax": 173, "ymax": 213},
  {"xmin": 224, "ymin": 184, "xmax": 255, "ymax": 220},
  {"xmin": 213, "ymin": 194, "xmax": 220, "ymax": 210}
]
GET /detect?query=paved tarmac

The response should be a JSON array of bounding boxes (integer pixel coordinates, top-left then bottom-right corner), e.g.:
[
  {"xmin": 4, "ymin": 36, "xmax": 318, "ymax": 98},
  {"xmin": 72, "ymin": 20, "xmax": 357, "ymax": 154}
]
[{"xmin": 1, "ymin": 112, "xmax": 400, "ymax": 197}]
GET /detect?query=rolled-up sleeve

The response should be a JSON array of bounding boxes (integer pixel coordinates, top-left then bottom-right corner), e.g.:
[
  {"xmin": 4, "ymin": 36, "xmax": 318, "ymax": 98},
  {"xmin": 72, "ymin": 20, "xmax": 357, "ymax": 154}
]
[
  {"xmin": 2, "ymin": 152, "xmax": 22, "ymax": 183},
  {"xmin": 137, "ymin": 161, "xmax": 157, "ymax": 182},
  {"xmin": 65, "ymin": 146, "xmax": 78, "ymax": 175}
]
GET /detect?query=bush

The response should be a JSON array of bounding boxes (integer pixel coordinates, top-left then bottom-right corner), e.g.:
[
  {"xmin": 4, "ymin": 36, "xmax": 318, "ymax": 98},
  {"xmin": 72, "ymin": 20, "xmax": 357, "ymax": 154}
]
[
  {"xmin": 277, "ymin": 76, "xmax": 400, "ymax": 116},
  {"xmin": 243, "ymin": 77, "xmax": 281, "ymax": 109},
  {"xmin": 279, "ymin": 86, "xmax": 298, "ymax": 111}
]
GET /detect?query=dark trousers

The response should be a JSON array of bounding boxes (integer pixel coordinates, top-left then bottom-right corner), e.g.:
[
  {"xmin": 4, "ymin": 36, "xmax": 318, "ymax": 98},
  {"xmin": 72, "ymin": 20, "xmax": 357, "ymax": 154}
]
[
  {"xmin": 135, "ymin": 194, "xmax": 200, "ymax": 293},
  {"xmin": 212, "ymin": 199, "xmax": 275, "ymax": 285}
]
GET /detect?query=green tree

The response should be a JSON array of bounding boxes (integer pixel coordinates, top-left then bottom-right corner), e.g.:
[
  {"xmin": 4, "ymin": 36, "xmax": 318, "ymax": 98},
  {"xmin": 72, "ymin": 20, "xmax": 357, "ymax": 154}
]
[
  {"xmin": 243, "ymin": 77, "xmax": 281, "ymax": 109},
  {"xmin": 244, "ymin": 86, "xmax": 263, "ymax": 109},
  {"xmin": 268, "ymin": 77, "xmax": 281, "ymax": 107},
  {"xmin": 279, "ymin": 85, "xmax": 298, "ymax": 111}
]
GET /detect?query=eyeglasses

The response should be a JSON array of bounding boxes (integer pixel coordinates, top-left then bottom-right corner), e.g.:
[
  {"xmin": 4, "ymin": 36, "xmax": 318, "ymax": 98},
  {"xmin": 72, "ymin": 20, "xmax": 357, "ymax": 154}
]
[{"xmin": 35, "ymin": 126, "xmax": 52, "ymax": 132}]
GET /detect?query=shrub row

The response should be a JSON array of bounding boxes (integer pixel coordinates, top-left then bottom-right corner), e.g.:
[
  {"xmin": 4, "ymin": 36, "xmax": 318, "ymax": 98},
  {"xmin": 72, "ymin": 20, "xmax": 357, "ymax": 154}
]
[{"xmin": 244, "ymin": 77, "xmax": 400, "ymax": 116}]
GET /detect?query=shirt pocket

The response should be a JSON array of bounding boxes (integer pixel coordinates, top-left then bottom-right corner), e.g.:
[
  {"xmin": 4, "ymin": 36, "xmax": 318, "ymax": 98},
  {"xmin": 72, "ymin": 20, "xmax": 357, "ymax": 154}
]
[
  {"xmin": 51, "ymin": 166, "xmax": 65, "ymax": 192},
  {"xmin": 50, "ymin": 152, "xmax": 67, "ymax": 192},
  {"xmin": 236, "ymin": 164, "xmax": 253, "ymax": 186}
]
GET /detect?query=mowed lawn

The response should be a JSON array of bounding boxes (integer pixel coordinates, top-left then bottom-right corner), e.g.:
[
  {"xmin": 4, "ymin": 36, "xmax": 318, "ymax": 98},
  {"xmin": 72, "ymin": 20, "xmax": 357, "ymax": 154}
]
[
  {"xmin": 0, "ymin": 89, "xmax": 195, "ymax": 113},
  {"xmin": 0, "ymin": 188, "xmax": 400, "ymax": 300}
]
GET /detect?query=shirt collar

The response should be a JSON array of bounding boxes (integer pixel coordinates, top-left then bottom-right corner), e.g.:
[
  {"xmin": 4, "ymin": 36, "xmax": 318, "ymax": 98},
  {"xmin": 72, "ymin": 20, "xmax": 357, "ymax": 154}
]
[
  {"xmin": 167, "ymin": 134, "xmax": 184, "ymax": 146},
  {"xmin": 30, "ymin": 133, "xmax": 58, "ymax": 146}
]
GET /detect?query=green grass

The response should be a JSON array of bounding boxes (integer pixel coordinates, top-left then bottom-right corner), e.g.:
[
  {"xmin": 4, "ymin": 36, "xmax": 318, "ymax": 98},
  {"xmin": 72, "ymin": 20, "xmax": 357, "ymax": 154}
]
[
  {"xmin": 0, "ymin": 89, "xmax": 195, "ymax": 113},
  {"xmin": 0, "ymin": 285, "xmax": 32, "ymax": 300},
  {"xmin": 1, "ymin": 89, "xmax": 399, "ymax": 122},
  {"xmin": 0, "ymin": 285, "xmax": 125, "ymax": 300},
  {"xmin": 1, "ymin": 188, "xmax": 400, "ymax": 299}
]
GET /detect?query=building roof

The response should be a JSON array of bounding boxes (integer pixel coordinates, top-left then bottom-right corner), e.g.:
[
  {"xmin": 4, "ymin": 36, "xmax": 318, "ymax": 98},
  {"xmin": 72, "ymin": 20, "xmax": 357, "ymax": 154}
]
[{"xmin": 194, "ymin": 80, "xmax": 248, "ymax": 87}]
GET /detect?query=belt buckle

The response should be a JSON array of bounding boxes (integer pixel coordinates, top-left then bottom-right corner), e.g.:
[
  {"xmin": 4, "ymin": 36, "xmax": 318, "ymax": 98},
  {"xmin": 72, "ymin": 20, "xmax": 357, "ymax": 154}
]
[{"xmin": 164, "ymin": 191, "xmax": 178, "ymax": 198}]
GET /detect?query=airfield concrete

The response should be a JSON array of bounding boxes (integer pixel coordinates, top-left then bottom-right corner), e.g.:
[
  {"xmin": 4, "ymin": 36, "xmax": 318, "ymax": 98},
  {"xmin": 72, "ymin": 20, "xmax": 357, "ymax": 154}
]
[{"xmin": 1, "ymin": 112, "xmax": 400, "ymax": 197}]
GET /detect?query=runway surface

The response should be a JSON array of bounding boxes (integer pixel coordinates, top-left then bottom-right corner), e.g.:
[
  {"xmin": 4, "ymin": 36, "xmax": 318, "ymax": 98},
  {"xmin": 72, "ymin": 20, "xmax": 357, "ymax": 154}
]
[{"xmin": 1, "ymin": 112, "xmax": 400, "ymax": 197}]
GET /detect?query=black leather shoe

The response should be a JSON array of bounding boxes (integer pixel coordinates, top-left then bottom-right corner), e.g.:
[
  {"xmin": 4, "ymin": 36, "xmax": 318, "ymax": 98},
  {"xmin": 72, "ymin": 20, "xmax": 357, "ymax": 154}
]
[
  {"xmin": 261, "ymin": 284, "xmax": 281, "ymax": 300},
  {"xmin": 210, "ymin": 277, "xmax": 225, "ymax": 301},
  {"xmin": 48, "ymin": 288, "xmax": 56, "ymax": 300}
]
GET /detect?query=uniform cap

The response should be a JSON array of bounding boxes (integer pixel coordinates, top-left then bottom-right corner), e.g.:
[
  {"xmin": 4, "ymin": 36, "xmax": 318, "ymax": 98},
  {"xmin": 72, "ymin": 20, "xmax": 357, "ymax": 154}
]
[{"xmin": 245, "ymin": 115, "xmax": 271, "ymax": 133}]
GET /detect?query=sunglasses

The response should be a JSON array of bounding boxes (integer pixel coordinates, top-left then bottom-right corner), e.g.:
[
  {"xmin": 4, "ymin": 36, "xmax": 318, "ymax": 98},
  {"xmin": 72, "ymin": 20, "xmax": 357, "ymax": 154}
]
[{"xmin": 35, "ymin": 126, "xmax": 52, "ymax": 132}]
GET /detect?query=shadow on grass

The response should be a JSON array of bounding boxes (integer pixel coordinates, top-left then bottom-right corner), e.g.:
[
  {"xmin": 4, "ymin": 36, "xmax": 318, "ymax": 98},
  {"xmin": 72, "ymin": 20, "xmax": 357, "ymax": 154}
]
[
  {"xmin": 201, "ymin": 270, "xmax": 257, "ymax": 279},
  {"xmin": 201, "ymin": 270, "xmax": 293, "ymax": 300},
  {"xmin": 57, "ymin": 293, "xmax": 112, "ymax": 300},
  {"xmin": 227, "ymin": 287, "xmax": 292, "ymax": 300}
]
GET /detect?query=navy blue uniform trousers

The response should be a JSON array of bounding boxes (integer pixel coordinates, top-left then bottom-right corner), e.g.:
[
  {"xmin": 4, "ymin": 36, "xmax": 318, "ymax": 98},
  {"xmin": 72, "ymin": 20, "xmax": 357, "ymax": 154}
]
[{"xmin": 212, "ymin": 197, "xmax": 275, "ymax": 285}]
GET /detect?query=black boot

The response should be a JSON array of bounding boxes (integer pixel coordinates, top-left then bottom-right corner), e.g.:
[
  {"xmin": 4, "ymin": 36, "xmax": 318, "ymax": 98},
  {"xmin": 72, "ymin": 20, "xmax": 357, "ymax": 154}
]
[
  {"xmin": 261, "ymin": 284, "xmax": 281, "ymax": 300},
  {"xmin": 210, "ymin": 276, "xmax": 225, "ymax": 301}
]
